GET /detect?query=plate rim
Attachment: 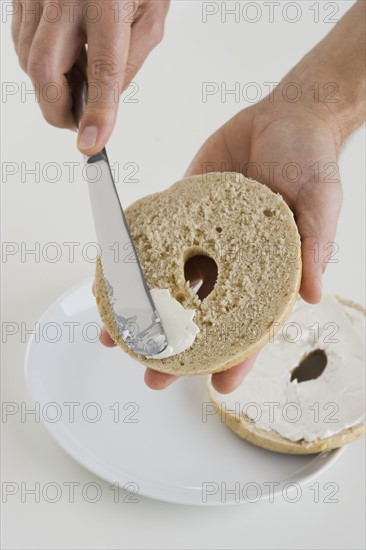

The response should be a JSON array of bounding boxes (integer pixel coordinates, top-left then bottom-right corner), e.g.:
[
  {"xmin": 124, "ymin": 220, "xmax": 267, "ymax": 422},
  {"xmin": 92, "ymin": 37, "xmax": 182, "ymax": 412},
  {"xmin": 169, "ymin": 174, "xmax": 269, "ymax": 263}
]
[{"xmin": 24, "ymin": 277, "xmax": 345, "ymax": 506}]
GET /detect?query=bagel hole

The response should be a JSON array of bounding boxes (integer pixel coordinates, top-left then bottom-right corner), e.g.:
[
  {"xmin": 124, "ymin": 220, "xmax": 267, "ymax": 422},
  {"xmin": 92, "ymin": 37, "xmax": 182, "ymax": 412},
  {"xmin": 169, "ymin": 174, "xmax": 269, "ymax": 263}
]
[
  {"xmin": 291, "ymin": 349, "xmax": 327, "ymax": 383},
  {"xmin": 184, "ymin": 254, "xmax": 218, "ymax": 300}
]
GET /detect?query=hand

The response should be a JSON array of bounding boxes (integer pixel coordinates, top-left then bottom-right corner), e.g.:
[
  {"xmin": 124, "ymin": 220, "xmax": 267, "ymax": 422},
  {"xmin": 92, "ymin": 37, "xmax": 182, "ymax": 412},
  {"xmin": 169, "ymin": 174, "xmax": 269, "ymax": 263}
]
[
  {"xmin": 12, "ymin": 0, "xmax": 169, "ymax": 154},
  {"xmin": 144, "ymin": 84, "xmax": 343, "ymax": 392}
]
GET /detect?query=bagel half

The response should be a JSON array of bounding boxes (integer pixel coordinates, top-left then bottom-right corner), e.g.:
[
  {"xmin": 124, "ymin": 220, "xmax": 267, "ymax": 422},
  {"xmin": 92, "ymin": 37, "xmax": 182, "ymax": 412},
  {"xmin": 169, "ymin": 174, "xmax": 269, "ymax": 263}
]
[
  {"xmin": 95, "ymin": 172, "xmax": 302, "ymax": 375},
  {"xmin": 209, "ymin": 296, "xmax": 366, "ymax": 454}
]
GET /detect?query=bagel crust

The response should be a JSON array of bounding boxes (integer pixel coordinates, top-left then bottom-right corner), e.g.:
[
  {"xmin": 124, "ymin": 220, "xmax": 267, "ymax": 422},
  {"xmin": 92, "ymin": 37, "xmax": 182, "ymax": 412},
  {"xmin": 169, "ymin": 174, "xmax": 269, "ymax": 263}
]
[
  {"xmin": 220, "ymin": 410, "xmax": 365, "ymax": 454},
  {"xmin": 209, "ymin": 297, "xmax": 366, "ymax": 454},
  {"xmin": 95, "ymin": 172, "xmax": 302, "ymax": 375}
]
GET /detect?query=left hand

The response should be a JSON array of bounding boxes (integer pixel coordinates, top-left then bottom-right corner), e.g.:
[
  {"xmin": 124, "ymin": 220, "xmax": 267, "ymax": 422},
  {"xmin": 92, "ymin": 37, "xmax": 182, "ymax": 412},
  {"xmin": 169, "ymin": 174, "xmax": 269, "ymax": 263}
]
[{"xmin": 142, "ymin": 85, "xmax": 343, "ymax": 392}]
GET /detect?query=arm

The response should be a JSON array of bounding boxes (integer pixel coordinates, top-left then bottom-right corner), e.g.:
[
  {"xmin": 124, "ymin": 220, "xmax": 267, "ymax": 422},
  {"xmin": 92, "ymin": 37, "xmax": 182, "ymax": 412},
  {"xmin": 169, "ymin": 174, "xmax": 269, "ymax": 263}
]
[
  {"xmin": 144, "ymin": 0, "xmax": 366, "ymax": 392},
  {"xmin": 275, "ymin": 0, "xmax": 366, "ymax": 146}
]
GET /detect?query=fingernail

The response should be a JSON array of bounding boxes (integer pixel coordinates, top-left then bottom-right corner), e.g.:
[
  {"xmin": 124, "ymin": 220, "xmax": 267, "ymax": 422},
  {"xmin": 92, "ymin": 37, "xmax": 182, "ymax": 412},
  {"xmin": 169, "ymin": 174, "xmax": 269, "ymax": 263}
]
[{"xmin": 79, "ymin": 126, "xmax": 97, "ymax": 149}]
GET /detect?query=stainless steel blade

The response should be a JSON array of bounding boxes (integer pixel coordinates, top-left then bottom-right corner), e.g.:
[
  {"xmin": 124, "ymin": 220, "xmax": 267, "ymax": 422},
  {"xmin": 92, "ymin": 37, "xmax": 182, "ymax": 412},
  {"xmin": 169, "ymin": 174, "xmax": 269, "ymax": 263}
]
[
  {"xmin": 85, "ymin": 149, "xmax": 168, "ymax": 356},
  {"xmin": 66, "ymin": 67, "xmax": 167, "ymax": 356}
]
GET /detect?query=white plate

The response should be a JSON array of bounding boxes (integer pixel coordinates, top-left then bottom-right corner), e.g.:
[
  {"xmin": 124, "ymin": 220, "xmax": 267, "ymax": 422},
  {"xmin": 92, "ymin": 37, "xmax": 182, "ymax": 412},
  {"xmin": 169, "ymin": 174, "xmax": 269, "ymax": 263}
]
[{"xmin": 25, "ymin": 278, "xmax": 344, "ymax": 506}]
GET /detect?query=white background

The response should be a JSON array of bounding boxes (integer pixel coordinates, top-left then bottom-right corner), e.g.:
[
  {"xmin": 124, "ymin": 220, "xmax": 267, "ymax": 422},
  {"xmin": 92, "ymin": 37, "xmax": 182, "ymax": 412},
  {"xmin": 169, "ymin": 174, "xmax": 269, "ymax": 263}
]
[{"xmin": 1, "ymin": 1, "xmax": 365, "ymax": 548}]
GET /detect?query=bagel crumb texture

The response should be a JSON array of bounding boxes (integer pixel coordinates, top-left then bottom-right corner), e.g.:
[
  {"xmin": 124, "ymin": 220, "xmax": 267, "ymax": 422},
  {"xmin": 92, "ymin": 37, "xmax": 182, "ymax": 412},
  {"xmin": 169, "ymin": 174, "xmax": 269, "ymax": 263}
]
[{"xmin": 95, "ymin": 172, "xmax": 302, "ymax": 375}]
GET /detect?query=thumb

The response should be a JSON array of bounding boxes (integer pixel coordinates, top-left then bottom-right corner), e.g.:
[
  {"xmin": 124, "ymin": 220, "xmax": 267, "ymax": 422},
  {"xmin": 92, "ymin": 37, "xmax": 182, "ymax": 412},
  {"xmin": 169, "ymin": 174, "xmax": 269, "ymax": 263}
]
[
  {"xmin": 184, "ymin": 128, "xmax": 232, "ymax": 178},
  {"xmin": 184, "ymin": 114, "xmax": 251, "ymax": 177},
  {"xmin": 295, "ymin": 172, "xmax": 343, "ymax": 304},
  {"xmin": 77, "ymin": 13, "xmax": 131, "ymax": 154},
  {"xmin": 211, "ymin": 352, "xmax": 259, "ymax": 394}
]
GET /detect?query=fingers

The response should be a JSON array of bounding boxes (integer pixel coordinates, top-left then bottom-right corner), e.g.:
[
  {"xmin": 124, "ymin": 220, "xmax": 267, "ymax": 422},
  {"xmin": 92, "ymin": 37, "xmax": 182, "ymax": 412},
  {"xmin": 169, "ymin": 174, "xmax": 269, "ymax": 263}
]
[
  {"xmin": 211, "ymin": 352, "xmax": 259, "ymax": 394},
  {"xmin": 296, "ymin": 177, "xmax": 343, "ymax": 304},
  {"xmin": 99, "ymin": 327, "xmax": 116, "ymax": 348},
  {"xmin": 95, "ymin": 254, "xmax": 253, "ymax": 394},
  {"xmin": 27, "ymin": 15, "xmax": 84, "ymax": 129},
  {"xmin": 78, "ymin": 1, "xmax": 168, "ymax": 154},
  {"xmin": 184, "ymin": 127, "xmax": 234, "ymax": 178},
  {"xmin": 13, "ymin": 0, "xmax": 168, "ymax": 145},
  {"xmin": 94, "ymin": 269, "xmax": 178, "ymax": 389},
  {"xmin": 144, "ymin": 368, "xmax": 179, "ymax": 390},
  {"xmin": 300, "ymin": 237, "xmax": 324, "ymax": 304},
  {"xmin": 11, "ymin": 0, "xmax": 23, "ymax": 54},
  {"xmin": 13, "ymin": 1, "xmax": 85, "ymax": 129},
  {"xmin": 184, "ymin": 112, "xmax": 252, "ymax": 178},
  {"xmin": 99, "ymin": 324, "xmax": 178, "ymax": 388},
  {"xmin": 94, "ymin": 264, "xmax": 178, "ymax": 388},
  {"xmin": 144, "ymin": 354, "xmax": 257, "ymax": 393},
  {"xmin": 77, "ymin": 5, "xmax": 131, "ymax": 154},
  {"xmin": 17, "ymin": 0, "xmax": 41, "ymax": 71}
]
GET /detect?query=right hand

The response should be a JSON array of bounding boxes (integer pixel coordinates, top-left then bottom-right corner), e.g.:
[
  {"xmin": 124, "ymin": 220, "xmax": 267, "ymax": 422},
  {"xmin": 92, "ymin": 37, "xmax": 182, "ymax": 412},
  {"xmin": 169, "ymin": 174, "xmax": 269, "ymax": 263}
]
[{"xmin": 12, "ymin": 0, "xmax": 169, "ymax": 154}]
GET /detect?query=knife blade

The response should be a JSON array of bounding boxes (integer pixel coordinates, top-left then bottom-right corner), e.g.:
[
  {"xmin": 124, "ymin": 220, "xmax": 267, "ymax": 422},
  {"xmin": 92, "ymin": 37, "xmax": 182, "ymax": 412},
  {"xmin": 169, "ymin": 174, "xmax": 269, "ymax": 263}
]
[{"xmin": 67, "ymin": 70, "xmax": 168, "ymax": 356}]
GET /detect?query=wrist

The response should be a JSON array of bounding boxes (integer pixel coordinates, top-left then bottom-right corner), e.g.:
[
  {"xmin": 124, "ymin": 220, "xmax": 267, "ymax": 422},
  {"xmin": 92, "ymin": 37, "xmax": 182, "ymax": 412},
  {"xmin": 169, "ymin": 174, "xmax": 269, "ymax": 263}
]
[
  {"xmin": 278, "ymin": 64, "xmax": 345, "ymax": 151},
  {"xmin": 252, "ymin": 70, "xmax": 344, "ymax": 155},
  {"xmin": 285, "ymin": 59, "xmax": 363, "ymax": 149},
  {"xmin": 279, "ymin": 0, "xmax": 366, "ymax": 148}
]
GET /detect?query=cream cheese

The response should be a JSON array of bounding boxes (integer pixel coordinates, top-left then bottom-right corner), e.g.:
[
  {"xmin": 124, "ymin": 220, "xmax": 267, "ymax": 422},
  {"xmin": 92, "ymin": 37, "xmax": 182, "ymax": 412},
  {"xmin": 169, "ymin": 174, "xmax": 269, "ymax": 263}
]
[
  {"xmin": 211, "ymin": 295, "xmax": 365, "ymax": 442},
  {"xmin": 147, "ymin": 289, "xmax": 200, "ymax": 359}
]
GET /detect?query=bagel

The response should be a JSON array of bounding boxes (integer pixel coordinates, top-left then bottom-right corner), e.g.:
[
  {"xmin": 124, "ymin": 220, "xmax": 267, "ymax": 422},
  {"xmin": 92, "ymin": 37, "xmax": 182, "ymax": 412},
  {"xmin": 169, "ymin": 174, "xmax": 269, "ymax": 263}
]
[
  {"xmin": 209, "ymin": 295, "xmax": 366, "ymax": 454},
  {"xmin": 95, "ymin": 172, "xmax": 302, "ymax": 375}
]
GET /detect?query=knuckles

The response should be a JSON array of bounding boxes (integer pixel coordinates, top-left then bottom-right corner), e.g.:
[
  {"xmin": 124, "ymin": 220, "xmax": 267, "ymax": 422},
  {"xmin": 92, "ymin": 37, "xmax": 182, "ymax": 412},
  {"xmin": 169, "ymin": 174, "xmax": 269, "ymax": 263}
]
[
  {"xmin": 40, "ymin": 98, "xmax": 71, "ymax": 128},
  {"xmin": 149, "ymin": 20, "xmax": 164, "ymax": 45},
  {"xmin": 124, "ymin": 60, "xmax": 139, "ymax": 84},
  {"xmin": 18, "ymin": 49, "xmax": 29, "ymax": 73},
  {"xmin": 89, "ymin": 54, "xmax": 120, "ymax": 82},
  {"xmin": 27, "ymin": 58, "xmax": 55, "ymax": 83},
  {"xmin": 43, "ymin": 117, "xmax": 68, "ymax": 129}
]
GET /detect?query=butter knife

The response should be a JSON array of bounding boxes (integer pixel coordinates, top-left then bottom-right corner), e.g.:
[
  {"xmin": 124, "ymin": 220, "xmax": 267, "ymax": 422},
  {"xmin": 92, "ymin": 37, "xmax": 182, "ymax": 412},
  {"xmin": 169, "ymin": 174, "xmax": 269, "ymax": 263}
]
[{"xmin": 69, "ymin": 72, "xmax": 168, "ymax": 356}]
